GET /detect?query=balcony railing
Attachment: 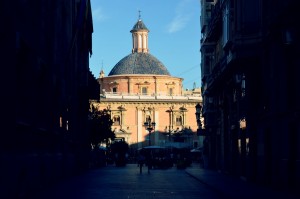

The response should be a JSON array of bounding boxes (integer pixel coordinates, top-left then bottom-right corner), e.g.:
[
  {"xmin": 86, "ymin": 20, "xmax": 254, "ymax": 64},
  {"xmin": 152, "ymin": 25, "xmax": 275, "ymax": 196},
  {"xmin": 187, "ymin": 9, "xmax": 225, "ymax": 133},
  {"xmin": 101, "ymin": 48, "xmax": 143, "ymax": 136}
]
[{"xmin": 100, "ymin": 92, "xmax": 202, "ymax": 100}]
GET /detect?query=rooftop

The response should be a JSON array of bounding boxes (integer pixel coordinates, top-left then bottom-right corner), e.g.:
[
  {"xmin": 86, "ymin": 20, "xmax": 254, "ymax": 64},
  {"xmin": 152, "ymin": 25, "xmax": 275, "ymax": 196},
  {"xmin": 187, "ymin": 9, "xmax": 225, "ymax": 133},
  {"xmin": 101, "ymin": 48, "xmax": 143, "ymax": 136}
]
[{"xmin": 108, "ymin": 53, "xmax": 171, "ymax": 76}]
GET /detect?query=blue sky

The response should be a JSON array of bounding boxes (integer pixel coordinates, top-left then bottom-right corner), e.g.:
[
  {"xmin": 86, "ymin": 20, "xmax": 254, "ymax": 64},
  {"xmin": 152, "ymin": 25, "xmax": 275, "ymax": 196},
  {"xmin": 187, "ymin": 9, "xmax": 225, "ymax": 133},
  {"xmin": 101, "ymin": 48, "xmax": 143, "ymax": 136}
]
[{"xmin": 89, "ymin": 0, "xmax": 201, "ymax": 90}]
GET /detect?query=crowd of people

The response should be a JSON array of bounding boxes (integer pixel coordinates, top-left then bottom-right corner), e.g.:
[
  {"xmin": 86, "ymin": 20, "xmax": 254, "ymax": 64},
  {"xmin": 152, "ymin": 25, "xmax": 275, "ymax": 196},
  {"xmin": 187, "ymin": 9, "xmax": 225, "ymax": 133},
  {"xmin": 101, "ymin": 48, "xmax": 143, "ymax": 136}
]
[{"xmin": 90, "ymin": 145, "xmax": 203, "ymax": 171}]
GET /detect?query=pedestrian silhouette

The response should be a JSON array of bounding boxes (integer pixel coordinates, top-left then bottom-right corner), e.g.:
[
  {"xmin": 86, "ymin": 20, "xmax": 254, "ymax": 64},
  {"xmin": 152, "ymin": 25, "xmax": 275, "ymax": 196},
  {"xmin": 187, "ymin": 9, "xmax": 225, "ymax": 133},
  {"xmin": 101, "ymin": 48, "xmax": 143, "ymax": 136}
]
[{"xmin": 137, "ymin": 154, "xmax": 145, "ymax": 174}]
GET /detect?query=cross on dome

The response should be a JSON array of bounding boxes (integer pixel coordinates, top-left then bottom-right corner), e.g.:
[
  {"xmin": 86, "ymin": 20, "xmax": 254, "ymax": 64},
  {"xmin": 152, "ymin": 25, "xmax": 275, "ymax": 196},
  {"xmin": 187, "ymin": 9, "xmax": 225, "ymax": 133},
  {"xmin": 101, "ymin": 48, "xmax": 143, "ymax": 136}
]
[{"xmin": 138, "ymin": 10, "xmax": 141, "ymax": 21}]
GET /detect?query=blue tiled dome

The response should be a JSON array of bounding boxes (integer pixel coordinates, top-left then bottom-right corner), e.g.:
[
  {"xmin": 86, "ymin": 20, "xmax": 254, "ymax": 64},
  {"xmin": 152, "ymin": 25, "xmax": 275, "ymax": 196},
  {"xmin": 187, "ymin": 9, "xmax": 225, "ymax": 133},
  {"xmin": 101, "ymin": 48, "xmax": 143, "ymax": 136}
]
[{"xmin": 108, "ymin": 53, "xmax": 171, "ymax": 76}]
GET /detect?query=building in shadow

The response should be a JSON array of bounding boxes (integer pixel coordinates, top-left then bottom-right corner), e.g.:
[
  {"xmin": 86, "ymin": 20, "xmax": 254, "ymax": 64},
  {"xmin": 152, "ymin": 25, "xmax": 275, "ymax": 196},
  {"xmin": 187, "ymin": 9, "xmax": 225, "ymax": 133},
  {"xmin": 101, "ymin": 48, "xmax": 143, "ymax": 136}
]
[
  {"xmin": 1, "ymin": 0, "xmax": 94, "ymax": 198},
  {"xmin": 200, "ymin": 0, "xmax": 299, "ymax": 192}
]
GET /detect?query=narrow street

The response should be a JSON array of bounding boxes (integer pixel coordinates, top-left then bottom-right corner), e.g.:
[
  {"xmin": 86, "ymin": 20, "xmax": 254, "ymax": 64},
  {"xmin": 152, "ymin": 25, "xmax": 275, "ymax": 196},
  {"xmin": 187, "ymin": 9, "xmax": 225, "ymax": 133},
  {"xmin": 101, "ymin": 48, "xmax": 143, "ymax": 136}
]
[{"xmin": 33, "ymin": 164, "xmax": 223, "ymax": 199}]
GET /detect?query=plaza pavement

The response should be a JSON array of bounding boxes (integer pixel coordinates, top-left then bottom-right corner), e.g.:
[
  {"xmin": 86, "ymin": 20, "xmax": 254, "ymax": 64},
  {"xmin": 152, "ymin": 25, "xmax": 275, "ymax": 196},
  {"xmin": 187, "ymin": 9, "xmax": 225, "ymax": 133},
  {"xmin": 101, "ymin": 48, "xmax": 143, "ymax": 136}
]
[
  {"xmin": 185, "ymin": 163, "xmax": 299, "ymax": 199},
  {"xmin": 29, "ymin": 163, "xmax": 300, "ymax": 199}
]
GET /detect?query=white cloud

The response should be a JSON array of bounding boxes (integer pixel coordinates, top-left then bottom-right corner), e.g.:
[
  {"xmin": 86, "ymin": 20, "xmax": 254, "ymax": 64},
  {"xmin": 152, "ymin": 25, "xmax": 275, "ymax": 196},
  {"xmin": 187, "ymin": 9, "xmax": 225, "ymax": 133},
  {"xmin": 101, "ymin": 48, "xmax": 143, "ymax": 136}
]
[
  {"xmin": 92, "ymin": 7, "xmax": 106, "ymax": 22},
  {"xmin": 167, "ymin": 14, "xmax": 190, "ymax": 33},
  {"xmin": 167, "ymin": 0, "xmax": 193, "ymax": 33}
]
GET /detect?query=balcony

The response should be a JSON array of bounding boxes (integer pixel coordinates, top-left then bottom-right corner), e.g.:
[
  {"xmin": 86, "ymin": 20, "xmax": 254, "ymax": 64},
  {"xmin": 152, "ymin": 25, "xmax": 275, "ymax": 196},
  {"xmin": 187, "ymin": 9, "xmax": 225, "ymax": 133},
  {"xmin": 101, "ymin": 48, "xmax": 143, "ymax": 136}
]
[
  {"xmin": 205, "ymin": 54, "xmax": 227, "ymax": 90},
  {"xmin": 202, "ymin": 0, "xmax": 223, "ymax": 42},
  {"xmin": 100, "ymin": 92, "xmax": 202, "ymax": 101}
]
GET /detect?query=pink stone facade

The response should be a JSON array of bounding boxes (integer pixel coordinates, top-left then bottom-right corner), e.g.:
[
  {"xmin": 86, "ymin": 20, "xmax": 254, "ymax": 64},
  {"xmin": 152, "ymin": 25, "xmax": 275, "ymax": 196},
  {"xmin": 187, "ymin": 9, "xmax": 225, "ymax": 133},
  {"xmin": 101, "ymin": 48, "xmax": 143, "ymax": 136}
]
[
  {"xmin": 91, "ymin": 75, "xmax": 202, "ymax": 149},
  {"xmin": 90, "ymin": 18, "xmax": 203, "ymax": 149},
  {"xmin": 99, "ymin": 75, "xmax": 183, "ymax": 96}
]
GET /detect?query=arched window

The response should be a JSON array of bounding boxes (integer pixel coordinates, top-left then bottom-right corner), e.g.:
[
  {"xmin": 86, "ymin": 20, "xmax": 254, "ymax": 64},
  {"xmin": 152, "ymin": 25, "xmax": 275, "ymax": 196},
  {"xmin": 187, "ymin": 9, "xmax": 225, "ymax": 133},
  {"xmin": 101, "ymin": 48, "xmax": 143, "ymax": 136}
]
[
  {"xmin": 138, "ymin": 34, "xmax": 142, "ymax": 48},
  {"xmin": 113, "ymin": 115, "xmax": 120, "ymax": 125}
]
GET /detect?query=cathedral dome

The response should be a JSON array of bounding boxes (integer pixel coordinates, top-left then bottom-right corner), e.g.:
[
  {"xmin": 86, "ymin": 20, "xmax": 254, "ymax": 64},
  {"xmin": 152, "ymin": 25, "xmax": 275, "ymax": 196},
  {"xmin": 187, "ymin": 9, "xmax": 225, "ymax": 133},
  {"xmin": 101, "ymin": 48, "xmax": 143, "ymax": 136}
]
[
  {"xmin": 108, "ymin": 53, "xmax": 171, "ymax": 76},
  {"xmin": 108, "ymin": 17, "xmax": 170, "ymax": 76}
]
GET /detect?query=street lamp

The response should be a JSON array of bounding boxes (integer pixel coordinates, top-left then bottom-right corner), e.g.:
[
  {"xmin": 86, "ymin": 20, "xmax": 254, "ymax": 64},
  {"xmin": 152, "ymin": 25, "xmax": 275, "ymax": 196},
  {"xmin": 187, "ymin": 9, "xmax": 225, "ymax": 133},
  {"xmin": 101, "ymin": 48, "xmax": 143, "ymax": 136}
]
[
  {"xmin": 144, "ymin": 116, "xmax": 156, "ymax": 173},
  {"xmin": 144, "ymin": 116, "xmax": 156, "ymax": 146},
  {"xmin": 164, "ymin": 126, "xmax": 173, "ymax": 142}
]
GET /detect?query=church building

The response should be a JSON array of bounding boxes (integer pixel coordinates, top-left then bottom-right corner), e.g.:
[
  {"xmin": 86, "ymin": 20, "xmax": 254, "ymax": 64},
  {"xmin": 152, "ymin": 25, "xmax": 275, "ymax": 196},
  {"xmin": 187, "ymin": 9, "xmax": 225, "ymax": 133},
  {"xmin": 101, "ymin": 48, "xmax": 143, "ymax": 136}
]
[{"xmin": 90, "ymin": 16, "xmax": 202, "ymax": 150}]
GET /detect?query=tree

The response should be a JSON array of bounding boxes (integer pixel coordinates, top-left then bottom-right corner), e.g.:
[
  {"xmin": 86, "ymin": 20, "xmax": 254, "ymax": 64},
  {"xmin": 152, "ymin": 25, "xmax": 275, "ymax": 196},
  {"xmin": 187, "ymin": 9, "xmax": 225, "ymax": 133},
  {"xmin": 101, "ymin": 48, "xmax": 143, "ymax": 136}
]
[
  {"xmin": 110, "ymin": 139, "xmax": 129, "ymax": 166},
  {"xmin": 88, "ymin": 107, "xmax": 115, "ymax": 146}
]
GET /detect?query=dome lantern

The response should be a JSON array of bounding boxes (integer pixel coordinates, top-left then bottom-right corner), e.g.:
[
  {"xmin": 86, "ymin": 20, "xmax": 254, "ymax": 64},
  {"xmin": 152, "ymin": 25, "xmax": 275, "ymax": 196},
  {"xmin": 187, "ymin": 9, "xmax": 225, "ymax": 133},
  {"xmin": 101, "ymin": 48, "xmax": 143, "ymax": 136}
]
[{"xmin": 130, "ymin": 11, "xmax": 149, "ymax": 53}]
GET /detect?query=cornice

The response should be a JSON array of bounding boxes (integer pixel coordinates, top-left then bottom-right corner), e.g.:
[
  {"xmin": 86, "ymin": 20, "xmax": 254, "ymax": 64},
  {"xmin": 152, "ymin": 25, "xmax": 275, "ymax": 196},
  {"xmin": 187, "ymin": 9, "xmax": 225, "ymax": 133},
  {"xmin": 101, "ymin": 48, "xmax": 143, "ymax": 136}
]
[{"xmin": 95, "ymin": 101, "xmax": 201, "ymax": 108}]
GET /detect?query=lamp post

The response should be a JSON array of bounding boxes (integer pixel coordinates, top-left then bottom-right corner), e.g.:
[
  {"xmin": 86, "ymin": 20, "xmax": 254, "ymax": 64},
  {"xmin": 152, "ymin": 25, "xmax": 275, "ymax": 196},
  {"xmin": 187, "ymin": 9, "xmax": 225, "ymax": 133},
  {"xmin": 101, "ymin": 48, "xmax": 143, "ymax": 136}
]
[
  {"xmin": 168, "ymin": 125, "xmax": 173, "ymax": 142},
  {"xmin": 144, "ymin": 116, "xmax": 156, "ymax": 146},
  {"xmin": 144, "ymin": 116, "xmax": 156, "ymax": 173},
  {"xmin": 164, "ymin": 125, "xmax": 173, "ymax": 143}
]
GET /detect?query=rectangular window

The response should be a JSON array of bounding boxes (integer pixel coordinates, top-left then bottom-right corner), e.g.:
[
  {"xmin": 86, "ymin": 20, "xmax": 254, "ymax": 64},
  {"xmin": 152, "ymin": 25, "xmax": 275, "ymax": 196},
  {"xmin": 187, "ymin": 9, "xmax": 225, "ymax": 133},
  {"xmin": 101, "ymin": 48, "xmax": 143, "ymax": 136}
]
[
  {"xmin": 222, "ymin": 5, "xmax": 229, "ymax": 48},
  {"xmin": 59, "ymin": 116, "xmax": 63, "ymax": 128},
  {"xmin": 142, "ymin": 87, "xmax": 147, "ymax": 95},
  {"xmin": 205, "ymin": 56, "xmax": 210, "ymax": 66},
  {"xmin": 176, "ymin": 116, "xmax": 182, "ymax": 126},
  {"xmin": 113, "ymin": 87, "xmax": 117, "ymax": 93},
  {"xmin": 169, "ymin": 88, "xmax": 173, "ymax": 96}
]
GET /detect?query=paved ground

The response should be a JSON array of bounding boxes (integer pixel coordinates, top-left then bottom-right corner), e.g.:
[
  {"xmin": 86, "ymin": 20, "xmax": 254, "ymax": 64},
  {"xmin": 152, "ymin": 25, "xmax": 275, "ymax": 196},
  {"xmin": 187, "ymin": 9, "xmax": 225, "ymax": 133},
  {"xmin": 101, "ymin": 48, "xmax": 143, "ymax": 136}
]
[
  {"xmin": 32, "ymin": 164, "xmax": 223, "ymax": 199},
  {"xmin": 185, "ymin": 163, "xmax": 299, "ymax": 199},
  {"xmin": 31, "ymin": 163, "xmax": 300, "ymax": 199}
]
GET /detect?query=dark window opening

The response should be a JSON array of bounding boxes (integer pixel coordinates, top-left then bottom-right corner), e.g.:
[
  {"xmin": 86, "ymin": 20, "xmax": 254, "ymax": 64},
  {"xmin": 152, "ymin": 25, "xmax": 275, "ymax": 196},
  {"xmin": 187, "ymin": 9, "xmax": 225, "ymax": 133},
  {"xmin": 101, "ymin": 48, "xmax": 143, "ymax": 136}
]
[
  {"xmin": 142, "ymin": 87, "xmax": 147, "ymax": 95},
  {"xmin": 113, "ymin": 115, "xmax": 120, "ymax": 125},
  {"xmin": 176, "ymin": 116, "xmax": 182, "ymax": 126},
  {"xmin": 169, "ymin": 88, "xmax": 173, "ymax": 96}
]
